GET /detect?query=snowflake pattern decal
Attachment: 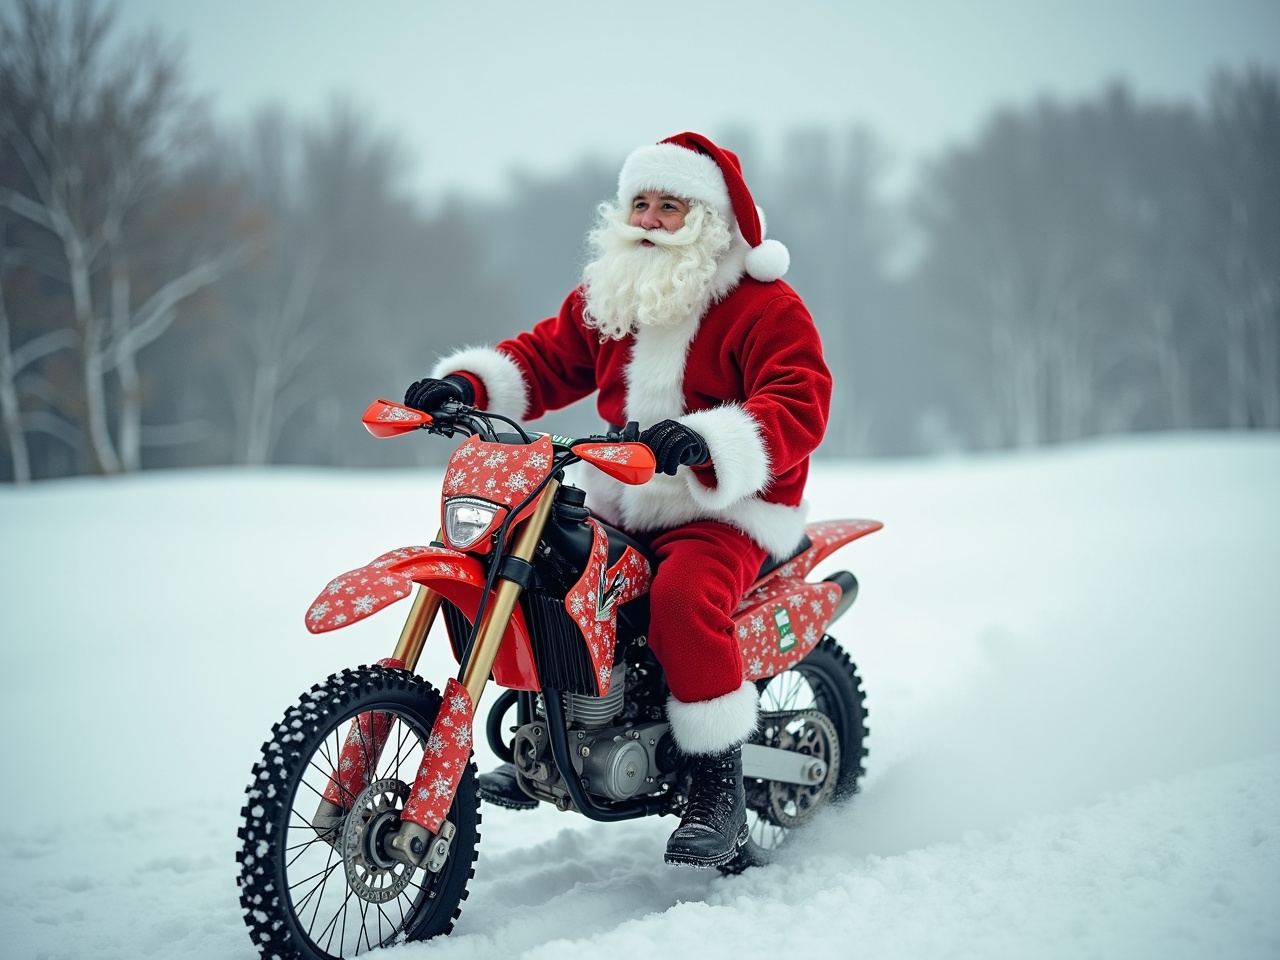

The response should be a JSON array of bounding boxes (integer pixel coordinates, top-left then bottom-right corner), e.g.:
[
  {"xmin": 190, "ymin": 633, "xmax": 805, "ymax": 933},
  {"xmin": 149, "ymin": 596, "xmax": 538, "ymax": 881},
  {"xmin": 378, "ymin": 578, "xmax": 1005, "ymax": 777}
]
[
  {"xmin": 440, "ymin": 434, "xmax": 556, "ymax": 519},
  {"xmin": 730, "ymin": 519, "xmax": 882, "ymax": 681},
  {"xmin": 321, "ymin": 656, "xmax": 404, "ymax": 807},
  {"xmin": 563, "ymin": 519, "xmax": 651, "ymax": 696},
  {"xmin": 401, "ymin": 677, "xmax": 474, "ymax": 834},
  {"xmin": 304, "ymin": 545, "xmax": 485, "ymax": 633}
]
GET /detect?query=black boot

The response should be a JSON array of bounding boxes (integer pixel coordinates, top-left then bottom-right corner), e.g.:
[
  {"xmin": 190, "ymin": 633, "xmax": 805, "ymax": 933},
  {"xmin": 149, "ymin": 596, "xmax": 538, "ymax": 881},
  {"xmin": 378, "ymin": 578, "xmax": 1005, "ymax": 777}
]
[
  {"xmin": 477, "ymin": 762, "xmax": 539, "ymax": 810},
  {"xmin": 664, "ymin": 745, "xmax": 748, "ymax": 868}
]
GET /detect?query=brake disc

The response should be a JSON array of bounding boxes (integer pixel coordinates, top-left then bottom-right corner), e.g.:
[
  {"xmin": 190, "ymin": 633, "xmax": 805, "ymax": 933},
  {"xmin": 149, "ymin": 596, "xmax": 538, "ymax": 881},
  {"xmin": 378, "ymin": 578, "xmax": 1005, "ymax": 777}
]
[{"xmin": 340, "ymin": 778, "xmax": 416, "ymax": 903}]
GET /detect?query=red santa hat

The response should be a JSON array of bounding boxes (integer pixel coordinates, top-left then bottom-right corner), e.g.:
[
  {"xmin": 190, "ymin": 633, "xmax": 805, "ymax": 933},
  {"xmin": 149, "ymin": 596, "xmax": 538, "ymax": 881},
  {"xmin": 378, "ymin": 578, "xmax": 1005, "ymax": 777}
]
[{"xmin": 616, "ymin": 131, "xmax": 790, "ymax": 283}]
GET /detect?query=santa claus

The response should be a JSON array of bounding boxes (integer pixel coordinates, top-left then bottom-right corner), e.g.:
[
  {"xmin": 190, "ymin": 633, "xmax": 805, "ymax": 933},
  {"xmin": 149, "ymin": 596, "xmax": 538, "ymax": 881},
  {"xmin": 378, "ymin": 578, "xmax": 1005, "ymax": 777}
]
[{"xmin": 405, "ymin": 132, "xmax": 832, "ymax": 867}]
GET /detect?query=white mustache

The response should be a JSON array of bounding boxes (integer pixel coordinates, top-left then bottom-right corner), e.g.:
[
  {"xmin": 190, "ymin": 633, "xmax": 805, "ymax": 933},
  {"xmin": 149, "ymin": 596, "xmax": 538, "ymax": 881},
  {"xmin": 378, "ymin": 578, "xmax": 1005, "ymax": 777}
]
[{"xmin": 611, "ymin": 220, "xmax": 704, "ymax": 249}]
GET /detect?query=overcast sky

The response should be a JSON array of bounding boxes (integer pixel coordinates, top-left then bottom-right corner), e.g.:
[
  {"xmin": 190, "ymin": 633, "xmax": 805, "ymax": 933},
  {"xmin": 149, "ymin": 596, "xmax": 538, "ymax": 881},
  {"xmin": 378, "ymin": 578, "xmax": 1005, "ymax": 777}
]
[{"xmin": 114, "ymin": 0, "xmax": 1280, "ymax": 204}]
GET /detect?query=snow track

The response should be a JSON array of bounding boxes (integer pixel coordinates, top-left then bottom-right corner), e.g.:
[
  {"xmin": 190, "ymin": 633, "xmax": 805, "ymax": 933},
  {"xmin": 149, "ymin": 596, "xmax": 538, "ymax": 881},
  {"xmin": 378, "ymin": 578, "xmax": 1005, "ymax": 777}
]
[{"xmin": 1, "ymin": 434, "xmax": 1277, "ymax": 959}]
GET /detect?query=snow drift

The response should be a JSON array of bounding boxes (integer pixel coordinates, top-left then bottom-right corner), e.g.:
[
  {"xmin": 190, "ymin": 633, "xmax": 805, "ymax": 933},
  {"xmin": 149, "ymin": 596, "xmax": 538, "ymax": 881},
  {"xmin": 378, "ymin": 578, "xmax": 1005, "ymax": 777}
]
[{"xmin": 0, "ymin": 432, "xmax": 1277, "ymax": 959}]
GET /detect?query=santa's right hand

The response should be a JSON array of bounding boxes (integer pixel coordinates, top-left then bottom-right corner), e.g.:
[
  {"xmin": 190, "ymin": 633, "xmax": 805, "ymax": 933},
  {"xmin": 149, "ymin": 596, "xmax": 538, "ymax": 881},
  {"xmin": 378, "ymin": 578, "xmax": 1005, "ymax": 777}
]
[{"xmin": 403, "ymin": 374, "xmax": 472, "ymax": 413}]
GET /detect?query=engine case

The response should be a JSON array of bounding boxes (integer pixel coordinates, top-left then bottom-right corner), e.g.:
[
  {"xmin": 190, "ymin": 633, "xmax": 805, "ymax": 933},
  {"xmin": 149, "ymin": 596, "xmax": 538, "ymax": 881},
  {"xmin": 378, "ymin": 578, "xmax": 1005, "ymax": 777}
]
[{"xmin": 512, "ymin": 713, "xmax": 675, "ymax": 806}]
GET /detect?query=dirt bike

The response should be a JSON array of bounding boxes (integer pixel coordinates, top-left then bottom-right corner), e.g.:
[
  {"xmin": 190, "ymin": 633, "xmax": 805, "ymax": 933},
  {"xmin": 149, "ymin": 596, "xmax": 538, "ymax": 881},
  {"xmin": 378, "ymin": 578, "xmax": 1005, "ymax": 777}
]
[{"xmin": 236, "ymin": 398, "xmax": 882, "ymax": 960}]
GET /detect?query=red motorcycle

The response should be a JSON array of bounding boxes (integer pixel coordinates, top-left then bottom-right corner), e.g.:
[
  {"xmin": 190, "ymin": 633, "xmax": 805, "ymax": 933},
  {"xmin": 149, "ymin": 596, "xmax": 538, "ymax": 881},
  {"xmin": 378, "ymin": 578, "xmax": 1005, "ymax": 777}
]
[{"xmin": 237, "ymin": 399, "xmax": 881, "ymax": 960}]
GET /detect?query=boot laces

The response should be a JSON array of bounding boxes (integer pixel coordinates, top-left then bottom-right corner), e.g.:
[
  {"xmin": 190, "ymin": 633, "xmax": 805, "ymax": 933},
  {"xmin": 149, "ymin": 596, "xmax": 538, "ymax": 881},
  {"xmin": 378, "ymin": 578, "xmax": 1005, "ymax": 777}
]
[{"xmin": 683, "ymin": 753, "xmax": 738, "ymax": 825}]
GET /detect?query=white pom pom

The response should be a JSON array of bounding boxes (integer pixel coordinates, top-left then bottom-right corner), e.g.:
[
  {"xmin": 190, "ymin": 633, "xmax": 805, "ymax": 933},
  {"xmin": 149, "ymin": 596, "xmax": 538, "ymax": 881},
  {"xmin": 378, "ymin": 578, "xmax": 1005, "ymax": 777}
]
[{"xmin": 743, "ymin": 238, "xmax": 789, "ymax": 282}]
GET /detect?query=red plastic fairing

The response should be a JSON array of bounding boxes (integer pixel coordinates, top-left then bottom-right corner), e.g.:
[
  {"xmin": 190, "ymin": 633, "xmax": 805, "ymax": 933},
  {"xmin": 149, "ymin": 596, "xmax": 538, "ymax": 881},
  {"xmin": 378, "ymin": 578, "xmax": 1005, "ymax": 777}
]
[
  {"xmin": 439, "ymin": 435, "xmax": 557, "ymax": 554},
  {"xmin": 442, "ymin": 435, "xmax": 555, "ymax": 518},
  {"xmin": 303, "ymin": 545, "xmax": 542, "ymax": 690},
  {"xmin": 562, "ymin": 519, "xmax": 652, "ymax": 695},
  {"xmin": 323, "ymin": 656, "xmax": 406, "ymax": 809},
  {"xmin": 735, "ymin": 580, "xmax": 842, "ymax": 679},
  {"xmin": 305, "ymin": 546, "xmax": 485, "ymax": 633},
  {"xmin": 751, "ymin": 519, "xmax": 883, "ymax": 591},
  {"xmin": 400, "ymin": 677, "xmax": 474, "ymax": 834},
  {"xmin": 570, "ymin": 442, "xmax": 656, "ymax": 485},
  {"xmin": 734, "ymin": 518, "xmax": 882, "ymax": 680},
  {"xmin": 362, "ymin": 399, "xmax": 431, "ymax": 437}
]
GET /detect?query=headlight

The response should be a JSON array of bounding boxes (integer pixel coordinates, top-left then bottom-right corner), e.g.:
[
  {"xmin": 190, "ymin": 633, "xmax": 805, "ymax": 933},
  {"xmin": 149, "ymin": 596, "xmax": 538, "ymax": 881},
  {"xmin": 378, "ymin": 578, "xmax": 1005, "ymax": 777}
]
[{"xmin": 444, "ymin": 497, "xmax": 499, "ymax": 549}]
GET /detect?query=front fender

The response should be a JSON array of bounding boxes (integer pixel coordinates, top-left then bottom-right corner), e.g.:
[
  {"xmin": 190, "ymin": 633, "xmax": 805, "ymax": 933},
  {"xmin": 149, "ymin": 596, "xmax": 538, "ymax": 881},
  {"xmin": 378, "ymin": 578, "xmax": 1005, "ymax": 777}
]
[
  {"xmin": 305, "ymin": 546, "xmax": 484, "ymax": 633},
  {"xmin": 304, "ymin": 545, "xmax": 541, "ymax": 689}
]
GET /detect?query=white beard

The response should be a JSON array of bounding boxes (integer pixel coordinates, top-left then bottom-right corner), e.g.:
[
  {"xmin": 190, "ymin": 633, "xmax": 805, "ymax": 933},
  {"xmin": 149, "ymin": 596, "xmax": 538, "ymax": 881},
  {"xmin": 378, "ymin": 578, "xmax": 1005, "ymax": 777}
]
[{"xmin": 581, "ymin": 201, "xmax": 732, "ymax": 341}]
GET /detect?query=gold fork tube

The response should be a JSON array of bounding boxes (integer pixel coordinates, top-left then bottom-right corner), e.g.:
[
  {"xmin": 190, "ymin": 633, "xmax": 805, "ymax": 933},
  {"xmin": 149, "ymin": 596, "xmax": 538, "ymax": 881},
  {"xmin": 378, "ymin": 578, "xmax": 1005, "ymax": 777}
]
[
  {"xmin": 460, "ymin": 478, "xmax": 560, "ymax": 706},
  {"xmin": 391, "ymin": 586, "xmax": 443, "ymax": 672},
  {"xmin": 389, "ymin": 528, "xmax": 445, "ymax": 672}
]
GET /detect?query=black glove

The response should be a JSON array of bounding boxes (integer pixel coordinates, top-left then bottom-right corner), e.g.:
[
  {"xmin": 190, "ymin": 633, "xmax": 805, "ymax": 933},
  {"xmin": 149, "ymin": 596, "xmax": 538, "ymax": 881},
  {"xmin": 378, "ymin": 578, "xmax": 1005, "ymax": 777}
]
[
  {"xmin": 403, "ymin": 374, "xmax": 474, "ymax": 413},
  {"xmin": 639, "ymin": 419, "xmax": 710, "ymax": 476}
]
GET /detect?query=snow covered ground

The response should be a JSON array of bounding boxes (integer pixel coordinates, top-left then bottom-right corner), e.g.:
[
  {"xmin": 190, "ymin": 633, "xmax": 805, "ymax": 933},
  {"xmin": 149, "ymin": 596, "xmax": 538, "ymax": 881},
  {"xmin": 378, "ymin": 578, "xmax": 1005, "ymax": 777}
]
[{"xmin": 1, "ymin": 432, "xmax": 1277, "ymax": 960}]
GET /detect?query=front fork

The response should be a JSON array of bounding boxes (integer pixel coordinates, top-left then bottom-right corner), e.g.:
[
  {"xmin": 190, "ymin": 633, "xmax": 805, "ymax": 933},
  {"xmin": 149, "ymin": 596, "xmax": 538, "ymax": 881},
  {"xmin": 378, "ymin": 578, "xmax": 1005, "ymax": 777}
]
[{"xmin": 316, "ymin": 483, "xmax": 560, "ymax": 865}]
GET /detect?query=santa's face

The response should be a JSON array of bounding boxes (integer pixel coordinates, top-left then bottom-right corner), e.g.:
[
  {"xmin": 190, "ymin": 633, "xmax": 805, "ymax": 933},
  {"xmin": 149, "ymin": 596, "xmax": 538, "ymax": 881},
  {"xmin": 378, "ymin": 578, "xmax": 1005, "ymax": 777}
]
[
  {"xmin": 628, "ymin": 192, "xmax": 690, "ymax": 237},
  {"xmin": 580, "ymin": 199, "xmax": 732, "ymax": 341}
]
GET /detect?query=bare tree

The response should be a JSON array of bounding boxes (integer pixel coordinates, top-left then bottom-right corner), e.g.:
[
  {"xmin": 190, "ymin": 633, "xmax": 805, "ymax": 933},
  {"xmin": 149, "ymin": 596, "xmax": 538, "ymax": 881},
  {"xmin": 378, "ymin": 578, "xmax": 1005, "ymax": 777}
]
[
  {"xmin": 212, "ymin": 101, "xmax": 434, "ymax": 465},
  {"xmin": 0, "ymin": 0, "xmax": 246, "ymax": 474},
  {"xmin": 1209, "ymin": 69, "xmax": 1280, "ymax": 429},
  {"xmin": 911, "ymin": 86, "xmax": 1226, "ymax": 447},
  {"xmin": 764, "ymin": 126, "xmax": 895, "ymax": 456}
]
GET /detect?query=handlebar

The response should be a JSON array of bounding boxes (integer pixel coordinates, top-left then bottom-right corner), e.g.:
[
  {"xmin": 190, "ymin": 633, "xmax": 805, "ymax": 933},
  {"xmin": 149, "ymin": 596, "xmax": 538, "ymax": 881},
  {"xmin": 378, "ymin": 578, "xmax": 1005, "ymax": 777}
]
[{"xmin": 361, "ymin": 399, "xmax": 656, "ymax": 483}]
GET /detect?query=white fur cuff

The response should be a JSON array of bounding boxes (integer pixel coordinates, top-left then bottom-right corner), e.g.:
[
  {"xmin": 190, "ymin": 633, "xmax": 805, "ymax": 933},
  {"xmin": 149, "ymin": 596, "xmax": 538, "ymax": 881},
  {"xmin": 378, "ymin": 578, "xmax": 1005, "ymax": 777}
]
[
  {"xmin": 667, "ymin": 681, "xmax": 760, "ymax": 755},
  {"xmin": 680, "ymin": 404, "xmax": 770, "ymax": 509},
  {"xmin": 431, "ymin": 346, "xmax": 530, "ymax": 419}
]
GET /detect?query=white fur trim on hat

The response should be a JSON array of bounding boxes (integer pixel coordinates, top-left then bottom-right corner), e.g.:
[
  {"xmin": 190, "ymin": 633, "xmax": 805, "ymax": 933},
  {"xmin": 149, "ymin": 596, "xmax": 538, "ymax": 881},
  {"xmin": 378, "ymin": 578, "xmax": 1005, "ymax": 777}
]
[
  {"xmin": 666, "ymin": 680, "xmax": 759, "ymax": 754},
  {"xmin": 431, "ymin": 345, "xmax": 530, "ymax": 419},
  {"xmin": 679, "ymin": 404, "xmax": 770, "ymax": 509},
  {"xmin": 617, "ymin": 143, "xmax": 731, "ymax": 216}
]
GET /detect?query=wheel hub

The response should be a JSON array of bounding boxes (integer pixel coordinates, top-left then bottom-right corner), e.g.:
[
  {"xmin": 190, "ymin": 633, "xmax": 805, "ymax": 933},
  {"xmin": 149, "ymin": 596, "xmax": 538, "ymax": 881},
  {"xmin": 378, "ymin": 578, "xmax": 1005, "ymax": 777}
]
[
  {"xmin": 341, "ymin": 778, "xmax": 416, "ymax": 903},
  {"xmin": 762, "ymin": 709, "xmax": 840, "ymax": 828}
]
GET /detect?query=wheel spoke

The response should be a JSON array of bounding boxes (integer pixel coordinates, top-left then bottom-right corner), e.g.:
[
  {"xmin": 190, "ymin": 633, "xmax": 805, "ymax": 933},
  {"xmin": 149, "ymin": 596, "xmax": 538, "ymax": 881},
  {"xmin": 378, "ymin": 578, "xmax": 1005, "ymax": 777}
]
[
  {"xmin": 301, "ymin": 844, "xmax": 341, "ymax": 935},
  {"xmin": 314, "ymin": 883, "xmax": 357, "ymax": 955},
  {"xmin": 357, "ymin": 896, "xmax": 373, "ymax": 954},
  {"xmin": 284, "ymin": 832, "xmax": 332, "ymax": 866}
]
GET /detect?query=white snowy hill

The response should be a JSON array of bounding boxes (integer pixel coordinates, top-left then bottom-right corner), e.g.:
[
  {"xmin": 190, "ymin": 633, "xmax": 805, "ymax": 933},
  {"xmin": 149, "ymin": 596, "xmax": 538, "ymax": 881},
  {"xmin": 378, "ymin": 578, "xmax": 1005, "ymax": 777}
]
[{"xmin": 1, "ymin": 432, "xmax": 1277, "ymax": 960}]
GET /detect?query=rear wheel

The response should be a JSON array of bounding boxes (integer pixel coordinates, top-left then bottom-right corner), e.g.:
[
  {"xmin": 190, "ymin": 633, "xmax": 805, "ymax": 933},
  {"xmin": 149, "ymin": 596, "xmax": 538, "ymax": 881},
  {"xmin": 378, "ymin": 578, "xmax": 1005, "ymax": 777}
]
[
  {"xmin": 237, "ymin": 666, "xmax": 480, "ymax": 959},
  {"xmin": 723, "ymin": 636, "xmax": 867, "ymax": 874}
]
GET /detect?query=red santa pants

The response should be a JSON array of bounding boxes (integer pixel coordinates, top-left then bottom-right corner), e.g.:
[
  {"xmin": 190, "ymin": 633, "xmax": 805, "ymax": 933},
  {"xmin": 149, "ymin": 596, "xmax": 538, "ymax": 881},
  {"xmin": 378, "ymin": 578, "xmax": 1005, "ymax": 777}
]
[{"xmin": 640, "ymin": 520, "xmax": 768, "ymax": 705}]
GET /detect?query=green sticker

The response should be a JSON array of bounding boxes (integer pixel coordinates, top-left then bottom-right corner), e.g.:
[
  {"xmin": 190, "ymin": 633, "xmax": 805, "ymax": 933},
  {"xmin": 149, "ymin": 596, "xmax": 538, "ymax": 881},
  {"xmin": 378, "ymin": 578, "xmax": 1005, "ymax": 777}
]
[{"xmin": 774, "ymin": 606, "xmax": 795, "ymax": 652}]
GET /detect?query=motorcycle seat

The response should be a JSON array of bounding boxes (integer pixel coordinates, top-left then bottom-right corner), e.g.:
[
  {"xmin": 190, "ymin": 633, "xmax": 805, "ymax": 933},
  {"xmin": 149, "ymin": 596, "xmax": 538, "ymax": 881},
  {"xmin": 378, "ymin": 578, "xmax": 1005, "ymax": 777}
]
[{"xmin": 756, "ymin": 535, "xmax": 812, "ymax": 582}]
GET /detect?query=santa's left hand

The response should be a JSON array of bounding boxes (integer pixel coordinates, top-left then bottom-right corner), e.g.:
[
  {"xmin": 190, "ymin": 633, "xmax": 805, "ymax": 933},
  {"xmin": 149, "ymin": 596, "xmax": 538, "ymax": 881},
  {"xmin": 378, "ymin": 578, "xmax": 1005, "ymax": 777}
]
[{"xmin": 639, "ymin": 420, "xmax": 710, "ymax": 475}]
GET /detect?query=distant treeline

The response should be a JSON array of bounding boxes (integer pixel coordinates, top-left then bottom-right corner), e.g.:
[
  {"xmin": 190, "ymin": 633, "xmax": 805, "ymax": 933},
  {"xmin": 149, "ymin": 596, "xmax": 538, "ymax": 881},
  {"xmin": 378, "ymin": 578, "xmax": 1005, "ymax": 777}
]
[{"xmin": 1, "ymin": 0, "xmax": 1277, "ymax": 482}]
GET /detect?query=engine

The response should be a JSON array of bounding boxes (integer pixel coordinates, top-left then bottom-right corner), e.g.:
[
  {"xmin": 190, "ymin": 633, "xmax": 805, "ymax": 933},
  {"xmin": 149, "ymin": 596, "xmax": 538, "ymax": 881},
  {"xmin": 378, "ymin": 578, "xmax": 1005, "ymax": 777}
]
[{"xmin": 512, "ymin": 682, "xmax": 677, "ymax": 807}]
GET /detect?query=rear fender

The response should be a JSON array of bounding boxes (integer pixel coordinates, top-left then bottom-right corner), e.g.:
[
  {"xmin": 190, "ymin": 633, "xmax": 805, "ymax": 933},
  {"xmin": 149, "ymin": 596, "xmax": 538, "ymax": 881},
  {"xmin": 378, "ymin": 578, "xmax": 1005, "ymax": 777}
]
[
  {"xmin": 736, "ymin": 518, "xmax": 882, "ymax": 681},
  {"xmin": 756, "ymin": 519, "xmax": 883, "ymax": 588},
  {"xmin": 304, "ymin": 546, "xmax": 539, "ymax": 690}
]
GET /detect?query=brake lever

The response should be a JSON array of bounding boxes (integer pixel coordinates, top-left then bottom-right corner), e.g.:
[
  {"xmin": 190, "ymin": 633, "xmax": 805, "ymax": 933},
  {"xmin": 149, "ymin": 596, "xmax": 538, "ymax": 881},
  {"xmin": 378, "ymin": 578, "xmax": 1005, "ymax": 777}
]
[
  {"xmin": 425, "ymin": 399, "xmax": 470, "ymax": 438},
  {"xmin": 604, "ymin": 420, "xmax": 641, "ymax": 443}
]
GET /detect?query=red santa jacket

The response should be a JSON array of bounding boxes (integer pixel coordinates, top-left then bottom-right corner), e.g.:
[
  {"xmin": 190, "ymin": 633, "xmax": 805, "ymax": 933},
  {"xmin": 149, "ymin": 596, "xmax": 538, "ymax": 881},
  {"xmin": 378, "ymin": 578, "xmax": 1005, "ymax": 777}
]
[{"xmin": 432, "ymin": 277, "xmax": 831, "ymax": 558}]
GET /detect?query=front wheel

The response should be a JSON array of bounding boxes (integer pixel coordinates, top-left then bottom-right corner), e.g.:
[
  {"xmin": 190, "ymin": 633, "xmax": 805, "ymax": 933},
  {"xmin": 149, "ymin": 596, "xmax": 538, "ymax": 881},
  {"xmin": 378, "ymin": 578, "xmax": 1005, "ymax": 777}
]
[
  {"xmin": 723, "ymin": 636, "xmax": 868, "ymax": 874},
  {"xmin": 237, "ymin": 666, "xmax": 480, "ymax": 959}
]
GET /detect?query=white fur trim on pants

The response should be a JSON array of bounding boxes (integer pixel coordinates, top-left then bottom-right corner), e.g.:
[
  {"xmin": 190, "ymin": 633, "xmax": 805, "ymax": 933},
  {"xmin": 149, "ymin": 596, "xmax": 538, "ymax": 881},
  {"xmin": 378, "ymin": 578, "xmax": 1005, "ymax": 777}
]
[
  {"xmin": 666, "ymin": 680, "xmax": 760, "ymax": 755},
  {"xmin": 431, "ymin": 345, "xmax": 530, "ymax": 419}
]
